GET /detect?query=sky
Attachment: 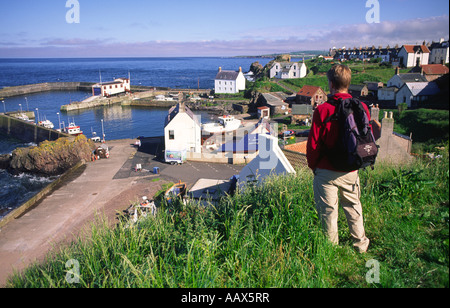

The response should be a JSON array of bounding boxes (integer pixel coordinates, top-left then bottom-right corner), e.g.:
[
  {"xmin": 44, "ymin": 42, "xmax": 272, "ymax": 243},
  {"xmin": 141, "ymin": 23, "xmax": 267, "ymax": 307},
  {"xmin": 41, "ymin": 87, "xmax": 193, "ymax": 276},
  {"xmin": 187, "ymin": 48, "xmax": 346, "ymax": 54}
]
[{"xmin": 0, "ymin": 0, "xmax": 449, "ymax": 58}]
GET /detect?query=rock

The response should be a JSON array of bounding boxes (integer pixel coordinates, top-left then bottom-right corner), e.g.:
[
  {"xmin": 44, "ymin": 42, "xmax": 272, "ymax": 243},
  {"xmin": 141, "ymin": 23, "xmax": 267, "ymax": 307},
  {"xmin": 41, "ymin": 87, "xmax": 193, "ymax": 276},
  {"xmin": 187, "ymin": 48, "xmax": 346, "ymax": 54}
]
[
  {"xmin": 9, "ymin": 135, "xmax": 95, "ymax": 176},
  {"xmin": 0, "ymin": 154, "xmax": 11, "ymax": 170}
]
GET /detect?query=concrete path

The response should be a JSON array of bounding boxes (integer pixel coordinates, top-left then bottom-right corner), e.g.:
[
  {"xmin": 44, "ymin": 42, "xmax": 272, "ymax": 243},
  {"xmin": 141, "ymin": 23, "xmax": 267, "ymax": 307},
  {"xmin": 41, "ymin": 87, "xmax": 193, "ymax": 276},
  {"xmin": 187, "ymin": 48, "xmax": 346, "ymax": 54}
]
[{"xmin": 0, "ymin": 139, "xmax": 140, "ymax": 286}]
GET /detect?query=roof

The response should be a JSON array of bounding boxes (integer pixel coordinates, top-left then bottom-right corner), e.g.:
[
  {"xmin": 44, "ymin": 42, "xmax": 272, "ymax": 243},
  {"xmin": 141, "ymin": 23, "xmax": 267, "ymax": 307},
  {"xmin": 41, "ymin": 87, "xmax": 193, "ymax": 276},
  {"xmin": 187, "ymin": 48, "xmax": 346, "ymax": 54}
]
[
  {"xmin": 397, "ymin": 73, "xmax": 428, "ymax": 83},
  {"xmin": 378, "ymin": 87, "xmax": 399, "ymax": 93},
  {"xmin": 411, "ymin": 64, "xmax": 449, "ymax": 75},
  {"xmin": 292, "ymin": 104, "xmax": 313, "ymax": 115},
  {"xmin": 349, "ymin": 84, "xmax": 368, "ymax": 92},
  {"xmin": 261, "ymin": 92, "xmax": 288, "ymax": 106},
  {"xmin": 215, "ymin": 70, "xmax": 240, "ymax": 81},
  {"xmin": 284, "ymin": 141, "xmax": 307, "ymax": 154},
  {"xmin": 297, "ymin": 85, "xmax": 324, "ymax": 97},
  {"xmin": 403, "ymin": 45, "xmax": 430, "ymax": 54},
  {"xmin": 165, "ymin": 102, "xmax": 200, "ymax": 126},
  {"xmin": 188, "ymin": 179, "xmax": 231, "ymax": 201},
  {"xmin": 402, "ymin": 82, "xmax": 441, "ymax": 96}
]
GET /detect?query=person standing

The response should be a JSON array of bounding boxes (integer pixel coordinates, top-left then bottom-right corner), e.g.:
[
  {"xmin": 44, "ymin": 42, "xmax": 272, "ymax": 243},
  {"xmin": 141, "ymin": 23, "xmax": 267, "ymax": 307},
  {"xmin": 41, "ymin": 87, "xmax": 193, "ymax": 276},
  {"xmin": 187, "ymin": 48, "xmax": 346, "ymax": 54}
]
[{"xmin": 307, "ymin": 64, "xmax": 370, "ymax": 253}]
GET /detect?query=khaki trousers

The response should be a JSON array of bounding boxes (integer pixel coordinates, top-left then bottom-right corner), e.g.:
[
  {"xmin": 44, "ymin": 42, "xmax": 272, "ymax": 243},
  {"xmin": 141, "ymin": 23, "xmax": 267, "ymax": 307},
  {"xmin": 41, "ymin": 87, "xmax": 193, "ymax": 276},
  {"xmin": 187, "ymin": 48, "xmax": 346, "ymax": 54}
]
[{"xmin": 313, "ymin": 168, "xmax": 370, "ymax": 253}]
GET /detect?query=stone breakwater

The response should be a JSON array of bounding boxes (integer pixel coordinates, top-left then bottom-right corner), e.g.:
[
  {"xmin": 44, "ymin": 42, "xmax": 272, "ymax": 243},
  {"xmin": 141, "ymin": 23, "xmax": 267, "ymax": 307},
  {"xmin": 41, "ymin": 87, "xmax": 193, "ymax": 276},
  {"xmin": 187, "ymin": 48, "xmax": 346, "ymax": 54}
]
[{"xmin": 0, "ymin": 82, "xmax": 94, "ymax": 98}]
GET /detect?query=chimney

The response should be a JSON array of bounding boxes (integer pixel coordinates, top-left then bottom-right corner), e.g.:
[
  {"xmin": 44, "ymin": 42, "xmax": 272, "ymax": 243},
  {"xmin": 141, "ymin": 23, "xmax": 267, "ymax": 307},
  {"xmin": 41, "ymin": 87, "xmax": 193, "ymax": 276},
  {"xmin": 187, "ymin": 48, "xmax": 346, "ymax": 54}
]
[
  {"xmin": 395, "ymin": 66, "xmax": 400, "ymax": 75},
  {"xmin": 179, "ymin": 101, "xmax": 185, "ymax": 113},
  {"xmin": 239, "ymin": 67, "xmax": 242, "ymax": 73},
  {"xmin": 218, "ymin": 67, "xmax": 222, "ymax": 72},
  {"xmin": 381, "ymin": 111, "xmax": 394, "ymax": 138},
  {"xmin": 370, "ymin": 104, "xmax": 380, "ymax": 122}
]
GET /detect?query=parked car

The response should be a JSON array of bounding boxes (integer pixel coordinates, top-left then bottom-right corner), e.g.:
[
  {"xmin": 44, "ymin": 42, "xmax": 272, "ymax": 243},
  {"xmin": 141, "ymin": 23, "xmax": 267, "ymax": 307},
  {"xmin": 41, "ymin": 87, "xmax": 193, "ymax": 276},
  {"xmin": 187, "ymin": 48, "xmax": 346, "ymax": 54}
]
[
  {"xmin": 279, "ymin": 130, "xmax": 295, "ymax": 138},
  {"xmin": 296, "ymin": 130, "xmax": 310, "ymax": 137}
]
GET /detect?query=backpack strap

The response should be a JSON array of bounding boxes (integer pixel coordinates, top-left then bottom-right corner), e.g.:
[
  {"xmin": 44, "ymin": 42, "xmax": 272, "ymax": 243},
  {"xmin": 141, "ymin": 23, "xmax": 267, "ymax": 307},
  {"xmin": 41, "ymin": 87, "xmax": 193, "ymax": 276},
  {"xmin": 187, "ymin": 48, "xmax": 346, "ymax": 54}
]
[{"xmin": 323, "ymin": 98, "xmax": 342, "ymax": 125}]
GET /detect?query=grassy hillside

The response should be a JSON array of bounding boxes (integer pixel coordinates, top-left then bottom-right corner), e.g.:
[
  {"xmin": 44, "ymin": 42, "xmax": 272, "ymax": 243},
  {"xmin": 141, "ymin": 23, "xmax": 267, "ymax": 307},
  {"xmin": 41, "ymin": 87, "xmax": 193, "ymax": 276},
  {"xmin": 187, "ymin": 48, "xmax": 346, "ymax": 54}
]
[{"xmin": 6, "ymin": 145, "xmax": 449, "ymax": 288}]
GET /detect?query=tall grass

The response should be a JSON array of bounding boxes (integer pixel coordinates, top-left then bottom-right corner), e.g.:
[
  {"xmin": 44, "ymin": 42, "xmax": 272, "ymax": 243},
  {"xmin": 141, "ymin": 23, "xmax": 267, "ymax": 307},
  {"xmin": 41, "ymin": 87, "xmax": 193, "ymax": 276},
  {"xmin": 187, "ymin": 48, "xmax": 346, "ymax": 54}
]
[{"xmin": 6, "ymin": 145, "xmax": 449, "ymax": 288}]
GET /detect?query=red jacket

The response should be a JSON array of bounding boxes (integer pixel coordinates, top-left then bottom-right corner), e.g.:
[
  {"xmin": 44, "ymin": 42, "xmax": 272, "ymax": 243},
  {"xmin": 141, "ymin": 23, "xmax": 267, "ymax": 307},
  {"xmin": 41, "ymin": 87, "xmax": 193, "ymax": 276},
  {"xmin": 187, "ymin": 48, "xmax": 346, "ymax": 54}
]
[{"xmin": 306, "ymin": 93, "xmax": 372, "ymax": 172}]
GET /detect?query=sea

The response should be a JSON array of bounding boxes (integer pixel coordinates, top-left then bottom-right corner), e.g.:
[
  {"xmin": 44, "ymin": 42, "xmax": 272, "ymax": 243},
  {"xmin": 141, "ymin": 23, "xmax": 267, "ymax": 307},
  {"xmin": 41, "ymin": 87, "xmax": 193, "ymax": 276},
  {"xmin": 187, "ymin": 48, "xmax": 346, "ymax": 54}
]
[{"xmin": 0, "ymin": 57, "xmax": 272, "ymax": 219}]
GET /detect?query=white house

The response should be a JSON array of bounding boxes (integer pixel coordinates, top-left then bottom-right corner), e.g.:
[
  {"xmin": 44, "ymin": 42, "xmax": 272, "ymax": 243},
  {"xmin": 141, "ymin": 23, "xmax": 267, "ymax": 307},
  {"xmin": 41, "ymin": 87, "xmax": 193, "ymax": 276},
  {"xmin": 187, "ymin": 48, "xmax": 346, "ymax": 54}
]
[
  {"xmin": 269, "ymin": 61, "xmax": 307, "ymax": 79},
  {"xmin": 164, "ymin": 102, "xmax": 202, "ymax": 154},
  {"xmin": 430, "ymin": 39, "xmax": 450, "ymax": 64},
  {"xmin": 387, "ymin": 69, "xmax": 428, "ymax": 88},
  {"xmin": 92, "ymin": 78, "xmax": 130, "ymax": 97},
  {"xmin": 378, "ymin": 87, "xmax": 399, "ymax": 101},
  {"xmin": 215, "ymin": 67, "xmax": 246, "ymax": 94},
  {"xmin": 396, "ymin": 82, "xmax": 441, "ymax": 107},
  {"xmin": 398, "ymin": 45, "xmax": 430, "ymax": 68},
  {"xmin": 238, "ymin": 134, "xmax": 295, "ymax": 189}
]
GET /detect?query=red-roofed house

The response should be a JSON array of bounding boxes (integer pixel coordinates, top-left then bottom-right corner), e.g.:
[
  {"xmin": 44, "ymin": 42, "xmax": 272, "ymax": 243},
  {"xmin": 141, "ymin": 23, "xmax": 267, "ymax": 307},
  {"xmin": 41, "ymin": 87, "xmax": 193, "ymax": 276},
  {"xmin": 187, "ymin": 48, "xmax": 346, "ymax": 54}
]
[
  {"xmin": 409, "ymin": 64, "xmax": 450, "ymax": 81},
  {"xmin": 296, "ymin": 86, "xmax": 327, "ymax": 107},
  {"xmin": 398, "ymin": 45, "xmax": 430, "ymax": 68}
]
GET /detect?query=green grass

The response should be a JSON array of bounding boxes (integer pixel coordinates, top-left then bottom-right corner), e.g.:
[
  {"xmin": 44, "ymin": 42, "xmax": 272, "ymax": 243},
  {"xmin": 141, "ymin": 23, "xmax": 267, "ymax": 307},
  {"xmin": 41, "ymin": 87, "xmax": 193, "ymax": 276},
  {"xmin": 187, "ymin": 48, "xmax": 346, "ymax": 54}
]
[
  {"xmin": 381, "ymin": 108, "xmax": 449, "ymax": 152},
  {"xmin": 5, "ymin": 145, "xmax": 449, "ymax": 288}
]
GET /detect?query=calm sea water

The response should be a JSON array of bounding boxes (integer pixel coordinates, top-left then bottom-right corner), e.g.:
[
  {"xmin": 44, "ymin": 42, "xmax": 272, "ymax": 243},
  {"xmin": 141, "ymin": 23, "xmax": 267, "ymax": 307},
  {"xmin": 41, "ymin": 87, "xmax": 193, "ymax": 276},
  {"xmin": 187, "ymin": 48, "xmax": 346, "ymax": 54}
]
[{"xmin": 0, "ymin": 57, "xmax": 271, "ymax": 218}]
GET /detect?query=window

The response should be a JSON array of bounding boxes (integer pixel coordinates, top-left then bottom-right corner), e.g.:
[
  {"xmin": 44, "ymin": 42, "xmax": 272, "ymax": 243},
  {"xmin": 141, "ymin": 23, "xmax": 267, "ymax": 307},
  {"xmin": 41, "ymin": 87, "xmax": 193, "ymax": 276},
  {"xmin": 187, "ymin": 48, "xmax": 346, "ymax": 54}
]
[{"xmin": 169, "ymin": 130, "xmax": 175, "ymax": 140}]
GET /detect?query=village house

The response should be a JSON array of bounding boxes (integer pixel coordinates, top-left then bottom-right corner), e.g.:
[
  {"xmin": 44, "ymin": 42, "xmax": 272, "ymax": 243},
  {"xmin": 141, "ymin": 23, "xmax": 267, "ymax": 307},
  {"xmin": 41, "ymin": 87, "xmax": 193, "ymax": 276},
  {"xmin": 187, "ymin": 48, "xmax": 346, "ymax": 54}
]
[
  {"xmin": 429, "ymin": 39, "xmax": 449, "ymax": 64},
  {"xmin": 397, "ymin": 45, "xmax": 430, "ymax": 68},
  {"xmin": 259, "ymin": 92, "xmax": 290, "ymax": 115},
  {"xmin": 409, "ymin": 64, "xmax": 450, "ymax": 82},
  {"xmin": 164, "ymin": 102, "xmax": 202, "ymax": 155},
  {"xmin": 378, "ymin": 87, "xmax": 399, "ymax": 102},
  {"xmin": 395, "ymin": 82, "xmax": 441, "ymax": 107},
  {"xmin": 92, "ymin": 78, "xmax": 130, "ymax": 97},
  {"xmin": 291, "ymin": 104, "xmax": 313, "ymax": 124},
  {"xmin": 348, "ymin": 84, "xmax": 369, "ymax": 98},
  {"xmin": 257, "ymin": 106, "xmax": 270, "ymax": 119},
  {"xmin": 269, "ymin": 61, "xmax": 307, "ymax": 79},
  {"xmin": 387, "ymin": 68, "xmax": 428, "ymax": 88},
  {"xmin": 296, "ymin": 85, "xmax": 327, "ymax": 107},
  {"xmin": 365, "ymin": 81, "xmax": 384, "ymax": 92},
  {"xmin": 332, "ymin": 46, "xmax": 401, "ymax": 63},
  {"xmin": 215, "ymin": 67, "xmax": 246, "ymax": 94}
]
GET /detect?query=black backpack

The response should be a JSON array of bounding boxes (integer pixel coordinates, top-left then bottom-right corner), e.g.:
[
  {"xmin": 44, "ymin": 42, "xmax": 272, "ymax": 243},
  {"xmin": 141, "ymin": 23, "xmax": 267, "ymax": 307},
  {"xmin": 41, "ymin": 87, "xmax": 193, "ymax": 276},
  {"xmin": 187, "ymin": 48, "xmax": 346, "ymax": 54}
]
[{"xmin": 323, "ymin": 97, "xmax": 379, "ymax": 172}]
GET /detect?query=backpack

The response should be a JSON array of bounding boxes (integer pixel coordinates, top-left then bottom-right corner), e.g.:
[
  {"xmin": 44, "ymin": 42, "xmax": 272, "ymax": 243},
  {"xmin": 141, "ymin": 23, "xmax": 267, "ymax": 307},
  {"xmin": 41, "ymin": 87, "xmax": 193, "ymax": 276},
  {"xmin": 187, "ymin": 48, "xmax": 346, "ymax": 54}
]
[{"xmin": 323, "ymin": 97, "xmax": 379, "ymax": 172}]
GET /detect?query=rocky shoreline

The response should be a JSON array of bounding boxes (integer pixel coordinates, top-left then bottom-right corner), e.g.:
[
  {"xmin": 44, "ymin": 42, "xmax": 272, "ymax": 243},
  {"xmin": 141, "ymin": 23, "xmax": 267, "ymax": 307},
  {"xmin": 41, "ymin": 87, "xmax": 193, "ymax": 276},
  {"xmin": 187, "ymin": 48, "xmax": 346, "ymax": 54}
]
[{"xmin": 0, "ymin": 135, "xmax": 95, "ymax": 176}]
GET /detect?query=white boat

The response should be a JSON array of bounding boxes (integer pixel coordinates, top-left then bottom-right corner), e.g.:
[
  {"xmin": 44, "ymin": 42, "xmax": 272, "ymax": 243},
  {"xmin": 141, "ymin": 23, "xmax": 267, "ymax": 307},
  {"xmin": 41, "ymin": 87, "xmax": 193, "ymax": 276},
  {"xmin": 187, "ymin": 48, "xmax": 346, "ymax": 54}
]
[
  {"xmin": 65, "ymin": 122, "xmax": 83, "ymax": 136},
  {"xmin": 39, "ymin": 119, "xmax": 54, "ymax": 129},
  {"xmin": 202, "ymin": 115, "xmax": 242, "ymax": 134}
]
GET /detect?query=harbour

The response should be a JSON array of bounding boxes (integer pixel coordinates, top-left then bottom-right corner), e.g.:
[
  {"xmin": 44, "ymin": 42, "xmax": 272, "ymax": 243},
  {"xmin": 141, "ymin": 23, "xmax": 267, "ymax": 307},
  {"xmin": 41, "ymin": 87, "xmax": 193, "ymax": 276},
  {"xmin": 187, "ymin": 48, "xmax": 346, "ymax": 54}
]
[{"xmin": 0, "ymin": 56, "xmax": 272, "ymax": 286}]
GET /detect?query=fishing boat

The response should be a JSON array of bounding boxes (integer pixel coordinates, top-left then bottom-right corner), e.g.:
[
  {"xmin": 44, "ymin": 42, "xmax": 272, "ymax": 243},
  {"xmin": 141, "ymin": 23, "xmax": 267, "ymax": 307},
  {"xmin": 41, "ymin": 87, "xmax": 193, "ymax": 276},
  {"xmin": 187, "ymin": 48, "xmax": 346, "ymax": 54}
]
[
  {"xmin": 202, "ymin": 115, "xmax": 242, "ymax": 134},
  {"xmin": 65, "ymin": 122, "xmax": 83, "ymax": 136},
  {"xmin": 38, "ymin": 119, "xmax": 55, "ymax": 129},
  {"xmin": 165, "ymin": 181, "xmax": 187, "ymax": 203}
]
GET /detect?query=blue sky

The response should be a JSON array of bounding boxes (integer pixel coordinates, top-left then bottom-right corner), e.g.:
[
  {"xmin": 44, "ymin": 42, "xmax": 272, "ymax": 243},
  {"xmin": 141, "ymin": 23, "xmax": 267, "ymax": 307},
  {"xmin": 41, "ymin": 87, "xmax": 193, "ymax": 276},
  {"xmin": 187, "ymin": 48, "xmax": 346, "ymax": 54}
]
[{"xmin": 0, "ymin": 0, "xmax": 449, "ymax": 57}]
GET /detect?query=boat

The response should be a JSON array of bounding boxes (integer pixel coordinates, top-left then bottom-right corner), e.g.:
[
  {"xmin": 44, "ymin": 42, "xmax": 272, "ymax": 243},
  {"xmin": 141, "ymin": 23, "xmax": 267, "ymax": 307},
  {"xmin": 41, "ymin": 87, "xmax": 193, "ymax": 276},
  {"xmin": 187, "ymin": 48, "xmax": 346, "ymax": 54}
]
[
  {"xmin": 38, "ymin": 119, "xmax": 55, "ymax": 129},
  {"xmin": 165, "ymin": 181, "xmax": 187, "ymax": 203},
  {"xmin": 16, "ymin": 113, "xmax": 34, "ymax": 123},
  {"xmin": 65, "ymin": 122, "xmax": 83, "ymax": 136},
  {"xmin": 201, "ymin": 115, "xmax": 242, "ymax": 134}
]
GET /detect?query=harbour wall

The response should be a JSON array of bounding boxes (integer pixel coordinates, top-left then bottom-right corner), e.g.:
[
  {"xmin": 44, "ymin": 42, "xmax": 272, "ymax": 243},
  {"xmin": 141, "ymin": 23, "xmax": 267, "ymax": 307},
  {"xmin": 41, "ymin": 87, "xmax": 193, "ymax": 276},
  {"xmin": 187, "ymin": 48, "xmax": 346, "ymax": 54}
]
[
  {"xmin": 0, "ymin": 114, "xmax": 70, "ymax": 144},
  {"xmin": 0, "ymin": 82, "xmax": 94, "ymax": 98}
]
